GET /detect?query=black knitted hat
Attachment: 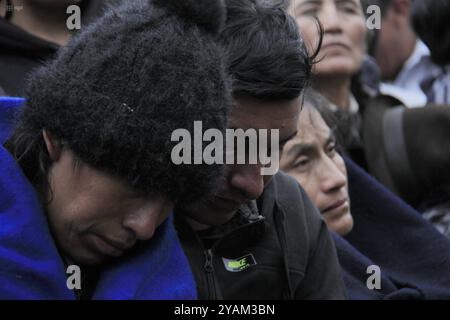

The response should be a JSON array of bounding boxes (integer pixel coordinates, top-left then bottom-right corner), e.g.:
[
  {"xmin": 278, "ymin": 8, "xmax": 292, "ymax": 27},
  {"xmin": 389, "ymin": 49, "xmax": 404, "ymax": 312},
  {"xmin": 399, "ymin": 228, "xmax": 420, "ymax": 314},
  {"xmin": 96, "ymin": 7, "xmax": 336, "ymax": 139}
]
[{"xmin": 18, "ymin": 0, "xmax": 231, "ymax": 203}]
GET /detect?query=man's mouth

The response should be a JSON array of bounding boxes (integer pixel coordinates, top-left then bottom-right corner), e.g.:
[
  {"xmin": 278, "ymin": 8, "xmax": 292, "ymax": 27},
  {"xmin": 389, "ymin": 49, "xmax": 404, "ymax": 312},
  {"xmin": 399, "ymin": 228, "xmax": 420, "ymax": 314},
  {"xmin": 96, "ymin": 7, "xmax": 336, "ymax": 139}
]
[
  {"xmin": 322, "ymin": 198, "xmax": 349, "ymax": 217},
  {"xmin": 214, "ymin": 194, "xmax": 245, "ymax": 210}
]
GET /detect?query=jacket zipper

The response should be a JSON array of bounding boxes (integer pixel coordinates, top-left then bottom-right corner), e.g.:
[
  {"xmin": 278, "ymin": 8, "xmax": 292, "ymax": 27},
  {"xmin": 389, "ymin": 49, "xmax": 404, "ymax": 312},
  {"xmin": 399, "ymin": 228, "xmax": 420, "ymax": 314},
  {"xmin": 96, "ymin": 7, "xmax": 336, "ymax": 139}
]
[
  {"xmin": 203, "ymin": 248, "xmax": 219, "ymax": 299},
  {"xmin": 201, "ymin": 217, "xmax": 265, "ymax": 299},
  {"xmin": 179, "ymin": 213, "xmax": 265, "ymax": 299}
]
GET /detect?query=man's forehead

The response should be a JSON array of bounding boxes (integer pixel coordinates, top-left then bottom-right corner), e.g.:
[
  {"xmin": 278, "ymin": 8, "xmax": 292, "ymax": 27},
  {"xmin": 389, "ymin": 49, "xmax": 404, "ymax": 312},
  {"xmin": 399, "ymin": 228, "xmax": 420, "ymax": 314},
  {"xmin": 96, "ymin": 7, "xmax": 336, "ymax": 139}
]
[
  {"xmin": 229, "ymin": 96, "xmax": 302, "ymax": 130},
  {"xmin": 284, "ymin": 126, "xmax": 333, "ymax": 159},
  {"xmin": 296, "ymin": 125, "xmax": 331, "ymax": 143}
]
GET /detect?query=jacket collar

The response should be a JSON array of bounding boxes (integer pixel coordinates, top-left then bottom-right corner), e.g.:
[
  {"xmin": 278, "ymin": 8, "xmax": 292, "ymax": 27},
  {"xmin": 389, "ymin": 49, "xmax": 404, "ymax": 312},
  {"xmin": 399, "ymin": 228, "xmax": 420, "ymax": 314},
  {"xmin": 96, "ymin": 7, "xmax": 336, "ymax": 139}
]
[{"xmin": 257, "ymin": 173, "xmax": 278, "ymax": 218}]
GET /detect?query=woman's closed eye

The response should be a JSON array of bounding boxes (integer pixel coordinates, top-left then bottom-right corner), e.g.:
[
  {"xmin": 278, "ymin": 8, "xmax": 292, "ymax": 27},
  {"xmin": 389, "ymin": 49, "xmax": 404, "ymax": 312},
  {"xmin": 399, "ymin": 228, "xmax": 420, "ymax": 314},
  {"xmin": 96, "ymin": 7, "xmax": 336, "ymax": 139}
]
[
  {"xmin": 337, "ymin": 0, "xmax": 360, "ymax": 14},
  {"xmin": 301, "ymin": 7, "xmax": 319, "ymax": 16},
  {"xmin": 296, "ymin": 2, "xmax": 321, "ymax": 17}
]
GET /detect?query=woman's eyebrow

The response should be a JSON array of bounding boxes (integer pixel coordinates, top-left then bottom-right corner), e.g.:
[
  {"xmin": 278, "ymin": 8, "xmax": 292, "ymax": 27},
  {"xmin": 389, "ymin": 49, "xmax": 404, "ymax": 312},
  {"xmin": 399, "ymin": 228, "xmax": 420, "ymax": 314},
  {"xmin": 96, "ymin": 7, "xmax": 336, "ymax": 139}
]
[
  {"xmin": 295, "ymin": 0, "xmax": 322, "ymax": 10},
  {"xmin": 336, "ymin": 0, "xmax": 359, "ymax": 7}
]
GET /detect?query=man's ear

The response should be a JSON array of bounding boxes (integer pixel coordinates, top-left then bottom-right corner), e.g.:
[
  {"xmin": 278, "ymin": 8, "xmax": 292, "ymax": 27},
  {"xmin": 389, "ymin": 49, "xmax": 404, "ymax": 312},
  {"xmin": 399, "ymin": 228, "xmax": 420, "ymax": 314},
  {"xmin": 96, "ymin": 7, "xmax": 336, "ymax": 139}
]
[{"xmin": 42, "ymin": 129, "xmax": 62, "ymax": 162}]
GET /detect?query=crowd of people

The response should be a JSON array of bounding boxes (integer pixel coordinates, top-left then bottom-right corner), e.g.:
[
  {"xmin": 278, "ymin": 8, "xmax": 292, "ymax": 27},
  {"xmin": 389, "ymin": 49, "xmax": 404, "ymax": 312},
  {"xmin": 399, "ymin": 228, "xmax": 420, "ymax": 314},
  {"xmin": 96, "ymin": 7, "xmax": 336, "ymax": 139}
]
[{"xmin": 0, "ymin": 0, "xmax": 449, "ymax": 300}]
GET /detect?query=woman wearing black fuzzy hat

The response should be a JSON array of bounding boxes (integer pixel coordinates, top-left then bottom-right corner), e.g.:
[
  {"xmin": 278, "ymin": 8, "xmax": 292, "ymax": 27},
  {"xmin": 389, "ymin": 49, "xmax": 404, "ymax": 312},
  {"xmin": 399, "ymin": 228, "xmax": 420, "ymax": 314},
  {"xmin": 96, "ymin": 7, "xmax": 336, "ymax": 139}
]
[{"xmin": 0, "ymin": 0, "xmax": 230, "ymax": 299}]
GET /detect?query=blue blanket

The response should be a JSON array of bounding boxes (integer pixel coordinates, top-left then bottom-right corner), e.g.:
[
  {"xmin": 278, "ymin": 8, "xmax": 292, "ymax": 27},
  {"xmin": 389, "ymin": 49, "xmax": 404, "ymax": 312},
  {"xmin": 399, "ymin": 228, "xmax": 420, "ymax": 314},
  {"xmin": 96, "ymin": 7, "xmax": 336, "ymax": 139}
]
[
  {"xmin": 338, "ymin": 156, "xmax": 450, "ymax": 299},
  {"xmin": 0, "ymin": 97, "xmax": 197, "ymax": 300}
]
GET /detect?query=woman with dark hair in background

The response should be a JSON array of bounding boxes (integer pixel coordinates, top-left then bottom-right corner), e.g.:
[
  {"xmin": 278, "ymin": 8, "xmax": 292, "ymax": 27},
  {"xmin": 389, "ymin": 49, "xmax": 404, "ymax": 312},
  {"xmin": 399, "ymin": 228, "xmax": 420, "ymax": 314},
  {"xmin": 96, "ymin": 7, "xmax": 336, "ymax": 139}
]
[{"xmin": 287, "ymin": 0, "xmax": 369, "ymax": 167}]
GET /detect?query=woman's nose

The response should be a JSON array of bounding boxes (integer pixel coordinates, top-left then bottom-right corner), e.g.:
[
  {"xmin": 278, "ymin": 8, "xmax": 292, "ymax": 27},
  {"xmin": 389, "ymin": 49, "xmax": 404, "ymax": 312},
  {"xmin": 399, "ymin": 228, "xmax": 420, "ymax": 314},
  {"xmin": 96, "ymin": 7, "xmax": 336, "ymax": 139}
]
[{"xmin": 123, "ymin": 199, "xmax": 173, "ymax": 241}]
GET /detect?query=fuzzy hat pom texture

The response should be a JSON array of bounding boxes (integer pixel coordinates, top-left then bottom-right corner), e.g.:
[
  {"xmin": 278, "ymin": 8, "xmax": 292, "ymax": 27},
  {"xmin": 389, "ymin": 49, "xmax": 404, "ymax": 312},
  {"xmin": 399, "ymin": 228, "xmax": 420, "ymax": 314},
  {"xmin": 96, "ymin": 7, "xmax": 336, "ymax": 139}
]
[
  {"xmin": 20, "ymin": 0, "xmax": 231, "ymax": 203},
  {"xmin": 155, "ymin": 0, "xmax": 226, "ymax": 34}
]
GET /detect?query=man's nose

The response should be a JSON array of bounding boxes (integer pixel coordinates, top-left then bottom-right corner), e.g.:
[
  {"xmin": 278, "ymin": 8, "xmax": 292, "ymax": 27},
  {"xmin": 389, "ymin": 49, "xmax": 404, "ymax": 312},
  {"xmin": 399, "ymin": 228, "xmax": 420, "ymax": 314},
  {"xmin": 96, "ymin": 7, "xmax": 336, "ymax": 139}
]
[
  {"xmin": 319, "ymin": 158, "xmax": 347, "ymax": 194},
  {"xmin": 123, "ymin": 200, "xmax": 172, "ymax": 241},
  {"xmin": 229, "ymin": 164, "xmax": 265, "ymax": 200}
]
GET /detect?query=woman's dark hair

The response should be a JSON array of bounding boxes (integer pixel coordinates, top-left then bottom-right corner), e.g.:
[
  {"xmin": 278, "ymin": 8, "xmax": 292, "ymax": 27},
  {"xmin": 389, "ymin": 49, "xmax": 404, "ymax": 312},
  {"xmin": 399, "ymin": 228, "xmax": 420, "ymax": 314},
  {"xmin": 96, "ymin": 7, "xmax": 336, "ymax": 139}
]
[
  {"xmin": 4, "ymin": 127, "xmax": 80, "ymax": 202},
  {"xmin": 303, "ymin": 88, "xmax": 346, "ymax": 154},
  {"xmin": 221, "ymin": 0, "xmax": 322, "ymax": 101},
  {"xmin": 303, "ymin": 88, "xmax": 337, "ymax": 128},
  {"xmin": 411, "ymin": 0, "xmax": 450, "ymax": 66},
  {"xmin": 4, "ymin": 127, "xmax": 52, "ymax": 199}
]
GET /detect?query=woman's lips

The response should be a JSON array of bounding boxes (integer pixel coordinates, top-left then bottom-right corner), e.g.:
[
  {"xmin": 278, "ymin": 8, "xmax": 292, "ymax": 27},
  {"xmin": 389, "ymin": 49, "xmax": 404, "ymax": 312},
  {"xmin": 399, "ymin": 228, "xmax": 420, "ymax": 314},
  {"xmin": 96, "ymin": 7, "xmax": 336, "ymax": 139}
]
[
  {"xmin": 91, "ymin": 234, "xmax": 127, "ymax": 257},
  {"xmin": 321, "ymin": 41, "xmax": 350, "ymax": 51}
]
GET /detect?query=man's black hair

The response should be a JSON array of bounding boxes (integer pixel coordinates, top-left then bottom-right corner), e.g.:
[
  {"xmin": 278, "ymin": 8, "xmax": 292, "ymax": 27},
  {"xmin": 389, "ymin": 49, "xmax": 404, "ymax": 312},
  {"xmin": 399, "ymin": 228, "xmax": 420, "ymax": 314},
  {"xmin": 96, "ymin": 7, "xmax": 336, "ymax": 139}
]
[
  {"xmin": 412, "ymin": 0, "xmax": 450, "ymax": 66},
  {"xmin": 221, "ymin": 0, "xmax": 321, "ymax": 101}
]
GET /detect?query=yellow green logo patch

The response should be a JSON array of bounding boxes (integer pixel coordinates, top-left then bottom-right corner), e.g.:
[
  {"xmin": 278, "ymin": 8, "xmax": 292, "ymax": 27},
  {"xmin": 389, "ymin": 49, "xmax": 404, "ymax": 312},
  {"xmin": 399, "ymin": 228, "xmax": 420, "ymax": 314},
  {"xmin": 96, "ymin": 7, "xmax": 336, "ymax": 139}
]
[{"xmin": 222, "ymin": 254, "xmax": 257, "ymax": 272}]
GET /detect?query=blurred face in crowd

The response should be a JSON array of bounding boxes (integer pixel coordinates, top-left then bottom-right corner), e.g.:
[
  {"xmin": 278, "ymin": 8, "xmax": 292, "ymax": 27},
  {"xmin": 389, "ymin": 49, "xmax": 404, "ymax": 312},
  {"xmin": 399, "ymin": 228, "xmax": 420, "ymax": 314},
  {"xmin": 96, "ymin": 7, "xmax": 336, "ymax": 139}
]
[
  {"xmin": 374, "ymin": 0, "xmax": 417, "ymax": 80},
  {"xmin": 280, "ymin": 105, "xmax": 353, "ymax": 235},
  {"xmin": 43, "ymin": 131, "xmax": 173, "ymax": 266},
  {"xmin": 183, "ymin": 97, "xmax": 302, "ymax": 227},
  {"xmin": 289, "ymin": 0, "xmax": 366, "ymax": 78}
]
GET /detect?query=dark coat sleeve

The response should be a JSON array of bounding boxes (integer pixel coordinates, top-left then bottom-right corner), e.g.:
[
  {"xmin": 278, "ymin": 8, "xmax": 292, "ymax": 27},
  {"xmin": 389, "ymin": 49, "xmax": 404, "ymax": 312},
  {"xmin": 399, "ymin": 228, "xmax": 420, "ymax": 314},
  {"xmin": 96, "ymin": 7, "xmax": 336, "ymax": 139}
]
[{"xmin": 295, "ymin": 213, "xmax": 348, "ymax": 300}]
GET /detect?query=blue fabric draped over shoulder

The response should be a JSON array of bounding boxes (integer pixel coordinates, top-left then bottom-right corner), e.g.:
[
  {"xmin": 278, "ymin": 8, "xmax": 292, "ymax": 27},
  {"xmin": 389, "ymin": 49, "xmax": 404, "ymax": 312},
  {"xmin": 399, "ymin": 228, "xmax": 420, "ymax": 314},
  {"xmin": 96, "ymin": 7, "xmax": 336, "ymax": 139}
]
[{"xmin": 0, "ymin": 97, "xmax": 197, "ymax": 300}]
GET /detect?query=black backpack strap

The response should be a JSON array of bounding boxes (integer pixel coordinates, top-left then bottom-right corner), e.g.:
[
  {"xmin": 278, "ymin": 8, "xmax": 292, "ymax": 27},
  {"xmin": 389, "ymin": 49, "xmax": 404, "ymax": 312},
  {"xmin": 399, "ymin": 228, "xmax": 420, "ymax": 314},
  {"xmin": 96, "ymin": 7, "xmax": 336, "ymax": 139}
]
[{"xmin": 382, "ymin": 106, "xmax": 422, "ymax": 201}]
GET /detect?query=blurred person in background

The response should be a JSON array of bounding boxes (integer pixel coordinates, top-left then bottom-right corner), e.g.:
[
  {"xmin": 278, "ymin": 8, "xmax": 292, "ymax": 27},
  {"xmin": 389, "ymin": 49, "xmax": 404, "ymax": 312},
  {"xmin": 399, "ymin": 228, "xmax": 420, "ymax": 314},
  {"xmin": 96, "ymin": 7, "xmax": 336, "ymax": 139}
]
[
  {"xmin": 411, "ymin": 0, "xmax": 450, "ymax": 105},
  {"xmin": 410, "ymin": 0, "xmax": 450, "ymax": 237},
  {"xmin": 361, "ymin": 0, "xmax": 441, "ymax": 108},
  {"xmin": 0, "ymin": 0, "xmax": 109, "ymax": 95},
  {"xmin": 287, "ymin": 0, "xmax": 376, "ymax": 170}
]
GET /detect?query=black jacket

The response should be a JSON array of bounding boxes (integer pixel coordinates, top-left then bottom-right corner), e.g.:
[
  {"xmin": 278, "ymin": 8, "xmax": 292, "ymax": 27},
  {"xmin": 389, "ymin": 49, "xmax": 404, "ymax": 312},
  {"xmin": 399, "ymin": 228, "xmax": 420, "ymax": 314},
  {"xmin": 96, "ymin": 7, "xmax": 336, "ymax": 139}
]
[
  {"xmin": 0, "ymin": 0, "xmax": 107, "ymax": 96},
  {"xmin": 175, "ymin": 172, "xmax": 347, "ymax": 299}
]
